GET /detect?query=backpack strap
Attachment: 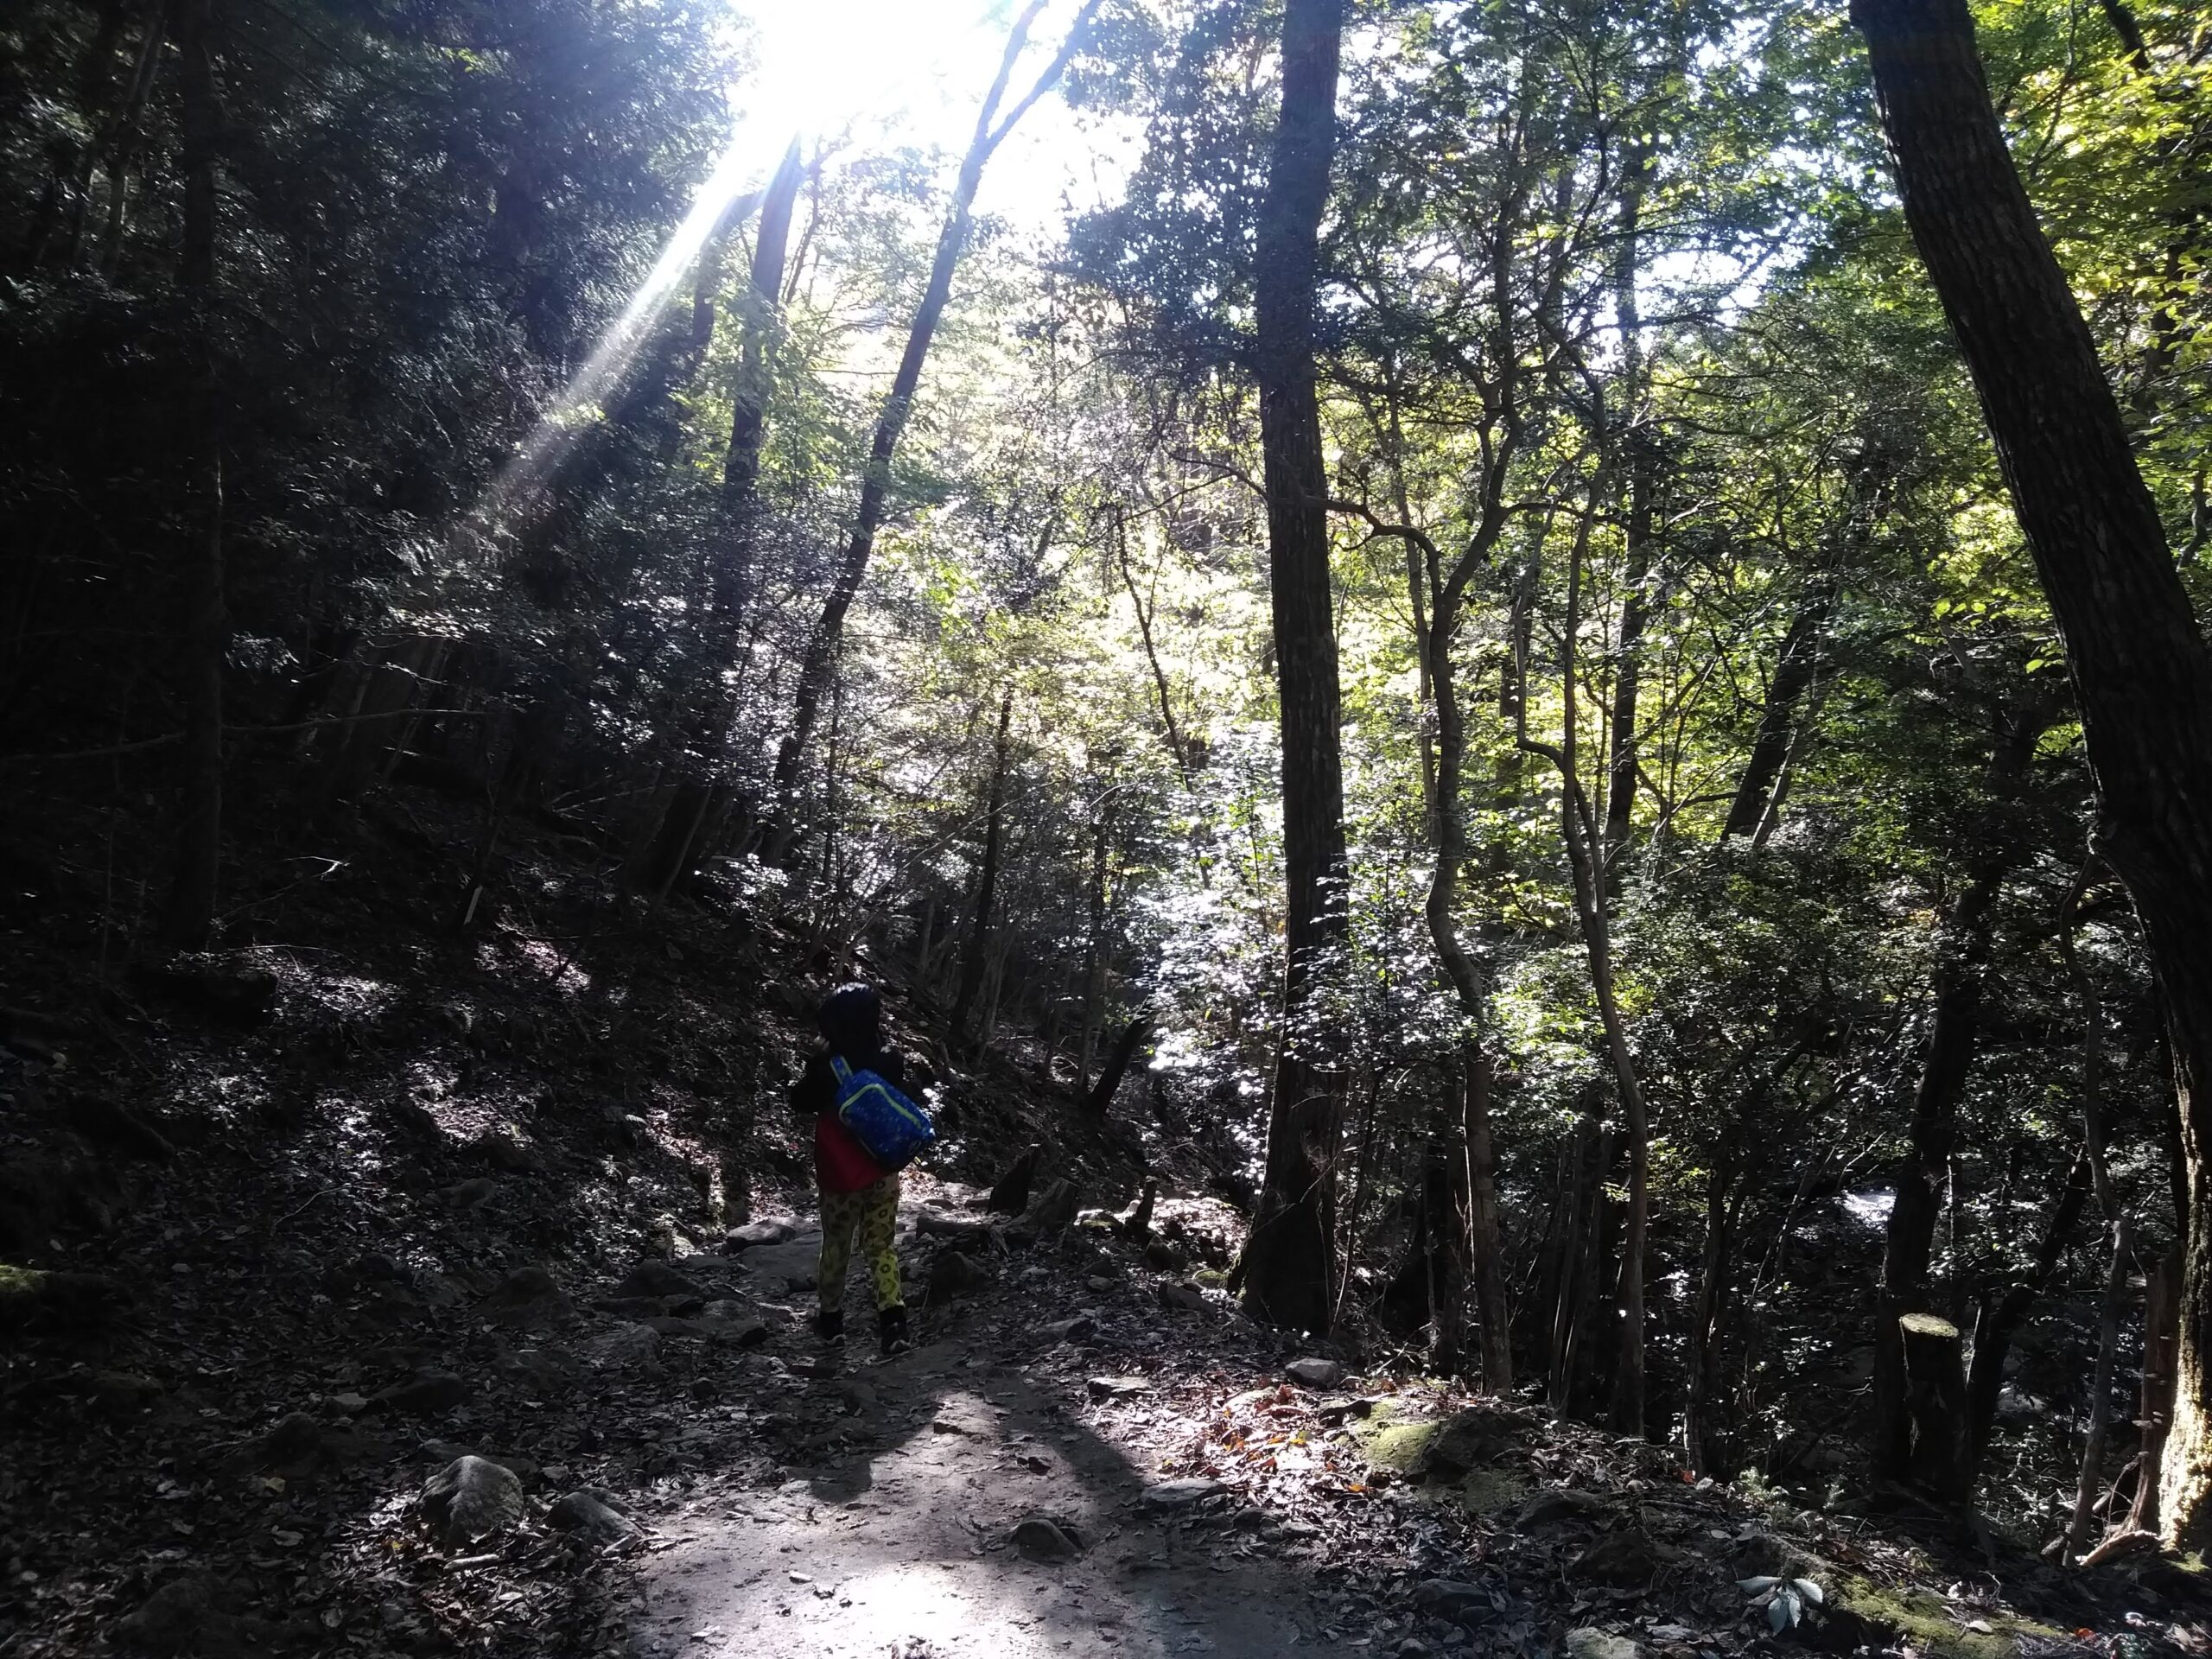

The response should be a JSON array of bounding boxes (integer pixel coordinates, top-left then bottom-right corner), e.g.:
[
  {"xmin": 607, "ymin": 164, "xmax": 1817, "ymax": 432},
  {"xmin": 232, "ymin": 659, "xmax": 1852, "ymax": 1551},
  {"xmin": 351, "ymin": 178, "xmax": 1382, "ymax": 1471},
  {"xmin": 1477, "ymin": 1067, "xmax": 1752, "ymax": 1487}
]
[{"xmin": 830, "ymin": 1054, "xmax": 852, "ymax": 1085}]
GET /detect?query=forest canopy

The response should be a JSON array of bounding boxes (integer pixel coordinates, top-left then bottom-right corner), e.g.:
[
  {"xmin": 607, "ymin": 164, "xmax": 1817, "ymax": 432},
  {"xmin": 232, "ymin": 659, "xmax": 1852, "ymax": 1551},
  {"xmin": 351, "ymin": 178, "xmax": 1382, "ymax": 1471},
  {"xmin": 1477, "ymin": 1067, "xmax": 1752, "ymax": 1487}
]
[{"xmin": 4, "ymin": 0, "xmax": 2211, "ymax": 1556}]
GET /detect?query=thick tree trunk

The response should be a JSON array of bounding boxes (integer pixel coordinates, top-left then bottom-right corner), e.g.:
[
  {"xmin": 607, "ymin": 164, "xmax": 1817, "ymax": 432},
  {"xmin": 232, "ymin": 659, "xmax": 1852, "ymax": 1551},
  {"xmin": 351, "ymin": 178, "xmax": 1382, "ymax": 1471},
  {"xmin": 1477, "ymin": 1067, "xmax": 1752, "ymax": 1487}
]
[
  {"xmin": 2131, "ymin": 1249, "xmax": 2182, "ymax": 1535},
  {"xmin": 161, "ymin": 0, "xmax": 226, "ymax": 950},
  {"xmin": 1239, "ymin": 0, "xmax": 1349, "ymax": 1337},
  {"xmin": 771, "ymin": 3, "xmax": 1095, "ymax": 847},
  {"xmin": 1853, "ymin": 0, "xmax": 2212, "ymax": 1547},
  {"xmin": 950, "ymin": 690, "xmax": 1014, "ymax": 1042}
]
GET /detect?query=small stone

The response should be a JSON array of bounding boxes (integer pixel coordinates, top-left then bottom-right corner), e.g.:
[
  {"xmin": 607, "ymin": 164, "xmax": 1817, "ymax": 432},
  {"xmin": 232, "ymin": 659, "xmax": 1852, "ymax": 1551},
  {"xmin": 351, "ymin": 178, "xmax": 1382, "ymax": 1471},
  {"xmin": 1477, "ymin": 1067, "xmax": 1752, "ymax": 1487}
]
[
  {"xmin": 1141, "ymin": 1478, "xmax": 1227, "ymax": 1510},
  {"xmin": 114, "ymin": 1577, "xmax": 214, "ymax": 1654},
  {"xmin": 1573, "ymin": 1530, "xmax": 1662, "ymax": 1587},
  {"xmin": 1086, "ymin": 1375, "xmax": 1154, "ymax": 1401},
  {"xmin": 1011, "ymin": 1516, "xmax": 1080, "ymax": 1558},
  {"xmin": 376, "ymin": 1371, "xmax": 472, "ymax": 1417},
  {"xmin": 1287, "ymin": 1357, "xmax": 1344, "ymax": 1389},
  {"xmin": 1085, "ymin": 1274, "xmax": 1116, "ymax": 1292},
  {"xmin": 724, "ymin": 1218, "xmax": 793, "ymax": 1249},
  {"xmin": 472, "ymin": 1127, "xmax": 542, "ymax": 1173},
  {"xmin": 327, "ymin": 1391, "xmax": 371, "ymax": 1414},
  {"xmin": 1518, "ymin": 1487, "xmax": 1609, "ymax": 1529},
  {"xmin": 928, "ymin": 1249, "xmax": 984, "ymax": 1301},
  {"xmin": 587, "ymin": 1322, "xmax": 662, "ymax": 1369},
  {"xmin": 1232, "ymin": 1507, "xmax": 1271, "ymax": 1532},
  {"xmin": 256, "ymin": 1412, "xmax": 327, "ymax": 1469},
  {"xmin": 1157, "ymin": 1281, "xmax": 1210, "ymax": 1313},
  {"xmin": 613, "ymin": 1260, "xmax": 706, "ymax": 1301},
  {"xmin": 90, "ymin": 1370, "xmax": 163, "ymax": 1413},
  {"xmin": 1413, "ymin": 1580, "xmax": 1491, "ymax": 1618},
  {"xmin": 441, "ymin": 1177, "xmax": 499, "ymax": 1211},
  {"xmin": 479, "ymin": 1264, "xmax": 572, "ymax": 1325},
  {"xmin": 1039, "ymin": 1315, "xmax": 1097, "ymax": 1344},
  {"xmin": 550, "ymin": 1489, "xmax": 639, "ymax": 1541},
  {"xmin": 421, "ymin": 1455, "xmax": 524, "ymax": 1545},
  {"xmin": 1143, "ymin": 1240, "xmax": 1186, "ymax": 1271},
  {"xmin": 1564, "ymin": 1630, "xmax": 1647, "ymax": 1659}
]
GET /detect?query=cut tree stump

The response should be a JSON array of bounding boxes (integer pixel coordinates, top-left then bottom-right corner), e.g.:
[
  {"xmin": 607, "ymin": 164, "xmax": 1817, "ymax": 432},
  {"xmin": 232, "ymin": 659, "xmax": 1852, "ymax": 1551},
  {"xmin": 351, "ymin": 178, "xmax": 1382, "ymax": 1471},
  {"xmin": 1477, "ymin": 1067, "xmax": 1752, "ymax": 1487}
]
[{"xmin": 1900, "ymin": 1312, "xmax": 1970, "ymax": 1503}]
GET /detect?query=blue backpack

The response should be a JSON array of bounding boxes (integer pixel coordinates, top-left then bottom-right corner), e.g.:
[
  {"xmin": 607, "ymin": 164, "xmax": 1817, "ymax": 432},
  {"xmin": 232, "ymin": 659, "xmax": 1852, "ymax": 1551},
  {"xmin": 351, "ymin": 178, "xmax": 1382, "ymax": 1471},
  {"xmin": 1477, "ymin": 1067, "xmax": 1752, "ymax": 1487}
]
[{"xmin": 831, "ymin": 1055, "xmax": 937, "ymax": 1172}]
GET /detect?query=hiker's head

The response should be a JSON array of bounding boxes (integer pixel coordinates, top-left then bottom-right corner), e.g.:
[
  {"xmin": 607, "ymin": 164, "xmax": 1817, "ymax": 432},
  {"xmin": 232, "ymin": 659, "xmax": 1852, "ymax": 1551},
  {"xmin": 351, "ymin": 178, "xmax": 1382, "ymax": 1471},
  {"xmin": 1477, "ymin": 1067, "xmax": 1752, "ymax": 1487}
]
[{"xmin": 817, "ymin": 982, "xmax": 882, "ymax": 1057}]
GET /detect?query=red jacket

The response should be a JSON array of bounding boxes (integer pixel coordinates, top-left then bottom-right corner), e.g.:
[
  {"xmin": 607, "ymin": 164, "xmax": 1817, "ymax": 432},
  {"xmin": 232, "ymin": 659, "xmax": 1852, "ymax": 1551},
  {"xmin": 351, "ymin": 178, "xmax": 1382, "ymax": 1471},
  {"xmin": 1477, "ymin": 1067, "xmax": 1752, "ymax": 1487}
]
[{"xmin": 790, "ymin": 1048, "xmax": 907, "ymax": 1193}]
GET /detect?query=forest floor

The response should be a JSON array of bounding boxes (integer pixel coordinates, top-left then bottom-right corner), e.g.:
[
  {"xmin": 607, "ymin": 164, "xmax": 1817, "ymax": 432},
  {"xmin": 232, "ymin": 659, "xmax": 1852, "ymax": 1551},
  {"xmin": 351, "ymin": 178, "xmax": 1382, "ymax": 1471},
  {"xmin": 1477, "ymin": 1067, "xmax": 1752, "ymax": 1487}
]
[{"xmin": 0, "ymin": 784, "xmax": 2203, "ymax": 1657}]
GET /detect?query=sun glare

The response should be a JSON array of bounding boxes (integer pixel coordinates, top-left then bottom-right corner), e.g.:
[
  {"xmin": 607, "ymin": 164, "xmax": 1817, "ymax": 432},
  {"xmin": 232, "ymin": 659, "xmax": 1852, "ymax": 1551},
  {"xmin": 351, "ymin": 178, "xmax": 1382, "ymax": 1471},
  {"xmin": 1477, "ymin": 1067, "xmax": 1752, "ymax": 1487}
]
[{"xmin": 462, "ymin": 1, "xmax": 1103, "ymax": 556}]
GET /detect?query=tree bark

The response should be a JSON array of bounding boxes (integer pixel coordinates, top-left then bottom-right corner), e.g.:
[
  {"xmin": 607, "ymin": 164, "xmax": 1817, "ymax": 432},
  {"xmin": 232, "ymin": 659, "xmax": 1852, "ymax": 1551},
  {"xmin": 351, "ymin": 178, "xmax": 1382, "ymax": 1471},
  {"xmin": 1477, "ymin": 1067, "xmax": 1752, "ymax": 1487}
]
[
  {"xmin": 950, "ymin": 689, "xmax": 1014, "ymax": 1043},
  {"xmin": 770, "ymin": 3, "xmax": 1096, "ymax": 849},
  {"xmin": 1085, "ymin": 1015, "xmax": 1152, "ymax": 1117},
  {"xmin": 1603, "ymin": 153, "xmax": 1653, "ymax": 875},
  {"xmin": 2070, "ymin": 1216, "xmax": 2136, "ymax": 1558},
  {"xmin": 1239, "ymin": 0, "xmax": 1349, "ymax": 1337},
  {"xmin": 634, "ymin": 141, "xmax": 806, "ymax": 894},
  {"xmin": 161, "ymin": 0, "xmax": 226, "ymax": 950},
  {"xmin": 1528, "ymin": 501, "xmax": 1653, "ymax": 1434},
  {"xmin": 1962, "ymin": 1147, "xmax": 2089, "ymax": 1484},
  {"xmin": 1871, "ymin": 703, "xmax": 2044, "ymax": 1480},
  {"xmin": 1721, "ymin": 575, "xmax": 1834, "ymax": 839},
  {"xmin": 1077, "ymin": 805, "xmax": 1111, "ymax": 1094},
  {"xmin": 1852, "ymin": 0, "xmax": 2212, "ymax": 1549}
]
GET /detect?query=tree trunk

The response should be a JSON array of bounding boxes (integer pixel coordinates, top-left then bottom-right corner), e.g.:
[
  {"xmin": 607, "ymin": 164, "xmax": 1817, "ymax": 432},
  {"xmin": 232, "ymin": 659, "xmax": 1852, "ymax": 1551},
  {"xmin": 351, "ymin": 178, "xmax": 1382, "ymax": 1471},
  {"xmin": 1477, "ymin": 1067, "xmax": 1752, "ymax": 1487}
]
[
  {"xmin": 2069, "ymin": 1217, "xmax": 2136, "ymax": 1558},
  {"xmin": 1871, "ymin": 705, "xmax": 2043, "ymax": 1479},
  {"xmin": 1418, "ymin": 519, "xmax": 1515, "ymax": 1389},
  {"xmin": 1529, "ymin": 503, "xmax": 1653, "ymax": 1435},
  {"xmin": 1077, "ymin": 807, "xmax": 1109, "ymax": 1093},
  {"xmin": 1962, "ymin": 1147, "xmax": 2089, "ymax": 1484},
  {"xmin": 1849, "ymin": 0, "xmax": 2212, "ymax": 1548},
  {"xmin": 770, "ymin": 3, "xmax": 1096, "ymax": 847},
  {"xmin": 1084, "ymin": 1015, "xmax": 1152, "ymax": 1116},
  {"xmin": 1686, "ymin": 1157, "xmax": 1742, "ymax": 1475},
  {"xmin": 1603, "ymin": 153, "xmax": 1653, "ymax": 875},
  {"xmin": 1722, "ymin": 575, "xmax": 1835, "ymax": 838},
  {"xmin": 950, "ymin": 689, "xmax": 1014, "ymax": 1043},
  {"xmin": 161, "ymin": 0, "xmax": 225, "ymax": 950},
  {"xmin": 2130, "ymin": 1248, "xmax": 2182, "ymax": 1535},
  {"xmin": 1239, "ymin": 0, "xmax": 1349, "ymax": 1338},
  {"xmin": 1899, "ymin": 1311, "xmax": 1972, "ymax": 1503},
  {"xmin": 636, "ymin": 141, "xmax": 805, "ymax": 893}
]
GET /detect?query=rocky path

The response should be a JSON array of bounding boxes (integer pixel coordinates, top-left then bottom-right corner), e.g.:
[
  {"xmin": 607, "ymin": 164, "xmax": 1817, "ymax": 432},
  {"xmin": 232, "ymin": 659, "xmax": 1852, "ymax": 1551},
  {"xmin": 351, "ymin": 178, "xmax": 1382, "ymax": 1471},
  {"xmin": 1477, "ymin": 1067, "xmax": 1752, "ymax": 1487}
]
[
  {"xmin": 613, "ymin": 1199, "xmax": 1345, "ymax": 1658},
  {"xmin": 631, "ymin": 1334, "xmax": 1341, "ymax": 1658}
]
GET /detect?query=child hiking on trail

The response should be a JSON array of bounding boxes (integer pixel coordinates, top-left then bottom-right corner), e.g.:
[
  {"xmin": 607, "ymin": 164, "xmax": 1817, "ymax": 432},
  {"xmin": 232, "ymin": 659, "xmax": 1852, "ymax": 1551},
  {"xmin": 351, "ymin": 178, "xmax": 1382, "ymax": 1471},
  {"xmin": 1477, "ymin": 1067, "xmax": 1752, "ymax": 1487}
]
[{"xmin": 788, "ymin": 982, "xmax": 912, "ymax": 1357}]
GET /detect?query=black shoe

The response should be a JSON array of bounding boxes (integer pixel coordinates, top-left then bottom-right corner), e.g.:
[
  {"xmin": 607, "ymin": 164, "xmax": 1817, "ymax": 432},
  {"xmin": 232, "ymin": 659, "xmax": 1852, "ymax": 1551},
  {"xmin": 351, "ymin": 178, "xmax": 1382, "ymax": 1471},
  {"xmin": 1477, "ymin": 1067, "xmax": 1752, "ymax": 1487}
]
[
  {"xmin": 814, "ymin": 1306, "xmax": 845, "ymax": 1344},
  {"xmin": 877, "ymin": 1304, "xmax": 912, "ymax": 1357}
]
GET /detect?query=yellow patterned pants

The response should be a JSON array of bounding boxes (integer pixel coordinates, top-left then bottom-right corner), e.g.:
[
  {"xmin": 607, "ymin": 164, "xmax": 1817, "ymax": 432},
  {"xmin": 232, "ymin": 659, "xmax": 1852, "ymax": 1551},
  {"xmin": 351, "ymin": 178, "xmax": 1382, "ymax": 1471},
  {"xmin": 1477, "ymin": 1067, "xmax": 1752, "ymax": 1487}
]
[{"xmin": 817, "ymin": 1173, "xmax": 902, "ymax": 1312}]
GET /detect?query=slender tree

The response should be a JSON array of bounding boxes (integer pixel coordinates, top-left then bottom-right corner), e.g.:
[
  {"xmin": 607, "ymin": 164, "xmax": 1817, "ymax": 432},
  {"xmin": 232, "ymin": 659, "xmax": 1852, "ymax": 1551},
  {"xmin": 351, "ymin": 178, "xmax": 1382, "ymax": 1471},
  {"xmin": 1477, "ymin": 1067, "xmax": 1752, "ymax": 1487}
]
[
  {"xmin": 769, "ymin": 1, "xmax": 1100, "ymax": 850},
  {"xmin": 161, "ymin": 0, "xmax": 226, "ymax": 950}
]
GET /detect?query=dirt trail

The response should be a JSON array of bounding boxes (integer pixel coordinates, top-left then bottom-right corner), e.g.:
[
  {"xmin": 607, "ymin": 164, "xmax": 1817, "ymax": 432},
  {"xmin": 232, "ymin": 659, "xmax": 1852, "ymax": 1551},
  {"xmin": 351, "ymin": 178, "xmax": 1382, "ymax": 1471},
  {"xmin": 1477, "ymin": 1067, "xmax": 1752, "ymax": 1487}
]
[
  {"xmin": 633, "ymin": 1335, "xmax": 1342, "ymax": 1657},
  {"xmin": 626, "ymin": 1199, "xmax": 1344, "ymax": 1658}
]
